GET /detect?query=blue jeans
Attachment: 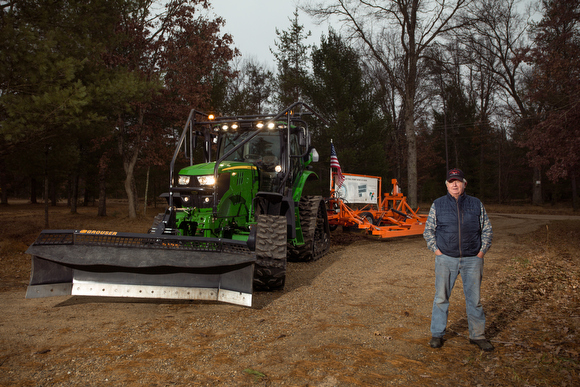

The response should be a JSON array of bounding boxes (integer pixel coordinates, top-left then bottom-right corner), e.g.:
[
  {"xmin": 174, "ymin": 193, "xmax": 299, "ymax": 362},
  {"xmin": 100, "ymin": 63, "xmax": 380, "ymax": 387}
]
[{"xmin": 431, "ymin": 254, "xmax": 486, "ymax": 340}]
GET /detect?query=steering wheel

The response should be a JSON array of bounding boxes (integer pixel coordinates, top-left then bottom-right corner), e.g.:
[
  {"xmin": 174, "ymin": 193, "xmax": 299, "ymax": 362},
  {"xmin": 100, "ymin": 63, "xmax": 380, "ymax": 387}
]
[
  {"xmin": 262, "ymin": 155, "xmax": 277, "ymax": 166},
  {"xmin": 244, "ymin": 154, "xmax": 261, "ymax": 162}
]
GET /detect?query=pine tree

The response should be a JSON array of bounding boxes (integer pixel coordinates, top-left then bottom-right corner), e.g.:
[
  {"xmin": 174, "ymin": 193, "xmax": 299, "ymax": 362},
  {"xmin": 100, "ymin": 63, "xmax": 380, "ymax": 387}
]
[{"xmin": 271, "ymin": 9, "xmax": 311, "ymax": 108}]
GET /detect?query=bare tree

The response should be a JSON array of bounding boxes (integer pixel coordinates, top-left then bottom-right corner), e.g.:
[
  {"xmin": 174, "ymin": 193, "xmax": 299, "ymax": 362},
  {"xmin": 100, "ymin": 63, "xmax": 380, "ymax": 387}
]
[
  {"xmin": 223, "ymin": 57, "xmax": 275, "ymax": 115},
  {"xmin": 459, "ymin": 0, "xmax": 541, "ymax": 202},
  {"xmin": 461, "ymin": 0, "xmax": 531, "ymax": 117},
  {"xmin": 303, "ymin": 0, "xmax": 471, "ymax": 206}
]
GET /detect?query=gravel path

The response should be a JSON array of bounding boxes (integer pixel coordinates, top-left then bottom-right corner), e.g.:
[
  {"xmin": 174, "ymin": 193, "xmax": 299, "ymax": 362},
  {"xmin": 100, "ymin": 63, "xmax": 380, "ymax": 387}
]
[{"xmin": 0, "ymin": 213, "xmax": 575, "ymax": 386}]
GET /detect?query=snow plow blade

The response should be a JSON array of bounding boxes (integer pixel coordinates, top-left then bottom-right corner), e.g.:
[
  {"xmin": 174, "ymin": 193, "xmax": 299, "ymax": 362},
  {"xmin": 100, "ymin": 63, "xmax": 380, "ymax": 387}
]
[{"xmin": 25, "ymin": 230, "xmax": 256, "ymax": 307}]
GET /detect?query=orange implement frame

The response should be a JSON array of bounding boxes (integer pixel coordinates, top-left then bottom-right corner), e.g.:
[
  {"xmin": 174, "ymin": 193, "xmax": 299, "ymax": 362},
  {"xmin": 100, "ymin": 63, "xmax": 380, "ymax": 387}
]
[{"xmin": 326, "ymin": 178, "xmax": 427, "ymax": 238}]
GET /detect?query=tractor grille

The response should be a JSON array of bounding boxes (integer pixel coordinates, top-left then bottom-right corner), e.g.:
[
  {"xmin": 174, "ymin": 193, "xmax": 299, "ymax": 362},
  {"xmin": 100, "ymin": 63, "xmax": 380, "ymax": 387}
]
[
  {"xmin": 33, "ymin": 230, "xmax": 252, "ymax": 255},
  {"xmin": 173, "ymin": 173, "xmax": 231, "ymax": 209}
]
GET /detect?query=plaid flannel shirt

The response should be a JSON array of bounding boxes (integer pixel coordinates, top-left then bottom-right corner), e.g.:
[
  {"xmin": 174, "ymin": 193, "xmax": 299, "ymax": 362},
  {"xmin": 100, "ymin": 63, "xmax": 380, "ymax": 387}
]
[{"xmin": 423, "ymin": 200, "xmax": 492, "ymax": 255}]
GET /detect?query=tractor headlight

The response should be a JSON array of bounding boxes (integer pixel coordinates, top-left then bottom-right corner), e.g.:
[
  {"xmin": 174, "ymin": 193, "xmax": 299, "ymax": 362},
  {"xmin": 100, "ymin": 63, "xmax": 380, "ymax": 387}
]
[
  {"xmin": 178, "ymin": 175, "xmax": 190, "ymax": 185},
  {"xmin": 197, "ymin": 175, "xmax": 216, "ymax": 186}
]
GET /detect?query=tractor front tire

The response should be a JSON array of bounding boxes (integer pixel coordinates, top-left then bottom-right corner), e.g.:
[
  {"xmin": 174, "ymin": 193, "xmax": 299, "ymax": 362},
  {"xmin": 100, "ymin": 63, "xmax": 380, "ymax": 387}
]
[{"xmin": 254, "ymin": 215, "xmax": 287, "ymax": 291}]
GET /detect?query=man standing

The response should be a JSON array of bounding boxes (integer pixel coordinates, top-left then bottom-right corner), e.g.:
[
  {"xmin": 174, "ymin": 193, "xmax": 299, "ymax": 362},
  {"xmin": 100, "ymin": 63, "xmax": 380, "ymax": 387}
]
[{"xmin": 423, "ymin": 168, "xmax": 494, "ymax": 351}]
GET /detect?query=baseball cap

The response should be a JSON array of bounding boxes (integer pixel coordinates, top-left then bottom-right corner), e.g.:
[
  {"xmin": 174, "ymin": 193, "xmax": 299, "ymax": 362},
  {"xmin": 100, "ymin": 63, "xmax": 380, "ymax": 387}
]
[{"xmin": 446, "ymin": 168, "xmax": 464, "ymax": 182}]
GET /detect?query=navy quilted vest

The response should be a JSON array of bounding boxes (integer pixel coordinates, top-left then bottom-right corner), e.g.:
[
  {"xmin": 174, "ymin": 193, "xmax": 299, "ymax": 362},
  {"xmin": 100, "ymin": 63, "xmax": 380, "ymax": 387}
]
[{"xmin": 434, "ymin": 193, "xmax": 482, "ymax": 257}]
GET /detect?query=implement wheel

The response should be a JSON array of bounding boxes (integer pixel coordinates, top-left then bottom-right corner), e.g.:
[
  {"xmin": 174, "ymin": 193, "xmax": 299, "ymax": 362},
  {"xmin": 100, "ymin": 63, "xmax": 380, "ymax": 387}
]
[
  {"xmin": 359, "ymin": 211, "xmax": 375, "ymax": 225},
  {"xmin": 254, "ymin": 215, "xmax": 287, "ymax": 291}
]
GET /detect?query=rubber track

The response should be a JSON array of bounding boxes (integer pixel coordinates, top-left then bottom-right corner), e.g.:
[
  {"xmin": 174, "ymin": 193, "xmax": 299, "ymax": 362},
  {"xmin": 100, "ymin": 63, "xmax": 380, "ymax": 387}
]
[
  {"xmin": 289, "ymin": 196, "xmax": 330, "ymax": 262},
  {"xmin": 312, "ymin": 198, "xmax": 331, "ymax": 260},
  {"xmin": 254, "ymin": 215, "xmax": 287, "ymax": 290}
]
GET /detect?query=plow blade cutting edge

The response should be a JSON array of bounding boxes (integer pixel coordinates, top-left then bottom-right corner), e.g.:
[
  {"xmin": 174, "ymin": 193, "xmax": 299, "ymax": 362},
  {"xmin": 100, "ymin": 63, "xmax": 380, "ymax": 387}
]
[{"xmin": 25, "ymin": 230, "xmax": 256, "ymax": 307}]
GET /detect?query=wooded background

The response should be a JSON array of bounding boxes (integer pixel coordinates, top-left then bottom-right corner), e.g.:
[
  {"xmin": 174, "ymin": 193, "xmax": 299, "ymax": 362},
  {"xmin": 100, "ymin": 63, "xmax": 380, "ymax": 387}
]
[{"xmin": 1, "ymin": 0, "xmax": 578, "ymax": 218}]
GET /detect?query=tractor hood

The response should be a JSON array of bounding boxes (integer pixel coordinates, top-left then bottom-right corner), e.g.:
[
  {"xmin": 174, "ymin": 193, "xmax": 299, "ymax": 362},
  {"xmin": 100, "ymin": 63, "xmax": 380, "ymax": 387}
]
[{"xmin": 178, "ymin": 161, "xmax": 256, "ymax": 176}]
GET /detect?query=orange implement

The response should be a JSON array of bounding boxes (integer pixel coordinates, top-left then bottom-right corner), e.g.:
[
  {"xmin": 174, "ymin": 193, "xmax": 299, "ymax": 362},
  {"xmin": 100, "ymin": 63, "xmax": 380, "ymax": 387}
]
[{"xmin": 327, "ymin": 178, "xmax": 427, "ymax": 238}]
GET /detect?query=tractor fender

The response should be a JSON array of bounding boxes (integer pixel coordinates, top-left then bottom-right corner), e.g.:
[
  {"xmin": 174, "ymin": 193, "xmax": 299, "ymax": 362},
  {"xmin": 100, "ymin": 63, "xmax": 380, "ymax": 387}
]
[{"xmin": 293, "ymin": 170, "xmax": 319, "ymax": 202}]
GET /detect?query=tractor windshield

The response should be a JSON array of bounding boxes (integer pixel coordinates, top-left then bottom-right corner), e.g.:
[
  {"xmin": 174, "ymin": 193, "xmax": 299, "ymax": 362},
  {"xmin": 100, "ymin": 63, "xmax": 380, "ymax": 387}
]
[{"xmin": 219, "ymin": 131, "xmax": 281, "ymax": 168}]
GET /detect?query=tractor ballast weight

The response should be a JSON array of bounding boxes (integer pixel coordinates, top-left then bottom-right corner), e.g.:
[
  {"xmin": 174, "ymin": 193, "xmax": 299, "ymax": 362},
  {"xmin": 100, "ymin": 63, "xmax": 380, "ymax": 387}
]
[{"xmin": 26, "ymin": 102, "xmax": 331, "ymax": 307}]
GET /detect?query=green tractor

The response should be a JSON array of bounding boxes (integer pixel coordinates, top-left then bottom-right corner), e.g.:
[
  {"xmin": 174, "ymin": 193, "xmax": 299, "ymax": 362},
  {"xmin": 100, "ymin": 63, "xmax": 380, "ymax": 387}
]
[{"xmin": 25, "ymin": 102, "xmax": 331, "ymax": 307}]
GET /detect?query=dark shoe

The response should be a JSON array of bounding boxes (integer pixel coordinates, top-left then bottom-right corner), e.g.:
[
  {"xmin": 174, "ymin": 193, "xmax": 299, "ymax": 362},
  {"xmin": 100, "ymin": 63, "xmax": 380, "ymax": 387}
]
[
  {"xmin": 429, "ymin": 337, "xmax": 444, "ymax": 348},
  {"xmin": 470, "ymin": 339, "xmax": 494, "ymax": 352}
]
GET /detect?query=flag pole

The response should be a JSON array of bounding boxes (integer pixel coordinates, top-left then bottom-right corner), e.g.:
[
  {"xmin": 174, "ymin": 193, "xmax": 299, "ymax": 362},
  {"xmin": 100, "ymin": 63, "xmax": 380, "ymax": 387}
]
[{"xmin": 330, "ymin": 139, "xmax": 334, "ymax": 193}]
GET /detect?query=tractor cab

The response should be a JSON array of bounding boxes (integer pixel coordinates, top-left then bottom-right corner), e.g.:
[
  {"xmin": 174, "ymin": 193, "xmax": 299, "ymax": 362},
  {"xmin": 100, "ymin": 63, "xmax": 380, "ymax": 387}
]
[{"xmin": 218, "ymin": 130, "xmax": 282, "ymax": 192}]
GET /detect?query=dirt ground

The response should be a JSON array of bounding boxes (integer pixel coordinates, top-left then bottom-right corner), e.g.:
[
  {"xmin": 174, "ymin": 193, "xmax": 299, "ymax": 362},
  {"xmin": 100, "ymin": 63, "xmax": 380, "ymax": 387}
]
[{"xmin": 0, "ymin": 201, "xmax": 579, "ymax": 386}]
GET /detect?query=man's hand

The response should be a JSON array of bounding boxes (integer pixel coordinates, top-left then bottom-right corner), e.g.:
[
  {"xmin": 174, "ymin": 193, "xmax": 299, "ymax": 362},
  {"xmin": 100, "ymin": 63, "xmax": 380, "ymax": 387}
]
[{"xmin": 477, "ymin": 251, "xmax": 485, "ymax": 258}]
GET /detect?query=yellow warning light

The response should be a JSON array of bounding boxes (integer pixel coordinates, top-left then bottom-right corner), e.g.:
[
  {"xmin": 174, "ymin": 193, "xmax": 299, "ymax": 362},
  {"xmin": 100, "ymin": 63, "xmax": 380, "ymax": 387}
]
[{"xmin": 208, "ymin": 113, "xmax": 215, "ymax": 120}]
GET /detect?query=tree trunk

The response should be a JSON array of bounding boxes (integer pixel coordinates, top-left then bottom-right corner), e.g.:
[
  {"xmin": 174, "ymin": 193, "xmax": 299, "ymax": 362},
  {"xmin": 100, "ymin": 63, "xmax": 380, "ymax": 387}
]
[
  {"xmin": 0, "ymin": 157, "xmax": 8, "ymax": 205},
  {"xmin": 123, "ymin": 147, "xmax": 140, "ymax": 219},
  {"xmin": 50, "ymin": 181, "xmax": 57, "ymax": 206},
  {"xmin": 479, "ymin": 127, "xmax": 485, "ymax": 201},
  {"xmin": 498, "ymin": 128, "xmax": 503, "ymax": 204},
  {"xmin": 572, "ymin": 170, "xmax": 578, "ymax": 211},
  {"xmin": 44, "ymin": 146, "xmax": 49, "ymax": 228},
  {"xmin": 30, "ymin": 177, "xmax": 37, "ymax": 204},
  {"xmin": 396, "ymin": 120, "xmax": 404, "ymax": 185},
  {"xmin": 118, "ymin": 110, "xmax": 143, "ymax": 219},
  {"xmin": 98, "ymin": 160, "xmax": 107, "ymax": 217},
  {"xmin": 83, "ymin": 178, "xmax": 90, "ymax": 206},
  {"xmin": 132, "ymin": 170, "xmax": 138, "ymax": 214},
  {"xmin": 70, "ymin": 173, "xmax": 79, "ymax": 214},
  {"xmin": 404, "ymin": 85, "xmax": 418, "ymax": 208},
  {"xmin": 405, "ymin": 115, "xmax": 418, "ymax": 208},
  {"xmin": 44, "ymin": 174, "xmax": 49, "ymax": 228},
  {"xmin": 153, "ymin": 178, "xmax": 157, "ymax": 208},
  {"xmin": 532, "ymin": 167, "xmax": 542, "ymax": 205},
  {"xmin": 143, "ymin": 166, "xmax": 150, "ymax": 216}
]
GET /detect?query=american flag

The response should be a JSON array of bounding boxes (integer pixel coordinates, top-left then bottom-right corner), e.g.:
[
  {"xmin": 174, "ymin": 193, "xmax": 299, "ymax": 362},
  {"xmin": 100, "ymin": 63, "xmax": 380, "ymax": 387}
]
[{"xmin": 330, "ymin": 142, "xmax": 345, "ymax": 189}]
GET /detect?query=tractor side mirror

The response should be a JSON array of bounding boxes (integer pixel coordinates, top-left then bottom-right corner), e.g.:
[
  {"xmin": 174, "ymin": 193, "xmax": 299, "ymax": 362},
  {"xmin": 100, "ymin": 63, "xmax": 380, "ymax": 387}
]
[{"xmin": 310, "ymin": 148, "xmax": 319, "ymax": 163}]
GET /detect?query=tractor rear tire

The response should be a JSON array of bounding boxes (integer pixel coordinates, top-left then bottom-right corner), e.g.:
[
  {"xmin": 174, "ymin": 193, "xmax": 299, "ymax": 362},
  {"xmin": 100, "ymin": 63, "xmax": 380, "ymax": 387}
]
[
  {"xmin": 289, "ymin": 196, "xmax": 330, "ymax": 262},
  {"xmin": 254, "ymin": 214, "xmax": 287, "ymax": 291}
]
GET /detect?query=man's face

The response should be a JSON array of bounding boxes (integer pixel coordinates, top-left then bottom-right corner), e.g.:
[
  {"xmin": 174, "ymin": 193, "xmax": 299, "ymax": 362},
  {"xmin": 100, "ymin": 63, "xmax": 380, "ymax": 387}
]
[{"xmin": 446, "ymin": 179, "xmax": 465, "ymax": 198}]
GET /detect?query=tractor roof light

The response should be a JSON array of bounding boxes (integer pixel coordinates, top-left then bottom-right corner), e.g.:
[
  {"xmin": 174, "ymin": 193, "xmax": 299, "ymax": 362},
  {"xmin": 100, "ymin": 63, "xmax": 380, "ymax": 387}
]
[
  {"xmin": 231, "ymin": 123, "xmax": 238, "ymax": 130},
  {"xmin": 256, "ymin": 122, "xmax": 264, "ymax": 129},
  {"xmin": 221, "ymin": 124, "xmax": 229, "ymax": 131},
  {"xmin": 267, "ymin": 122, "xmax": 275, "ymax": 130}
]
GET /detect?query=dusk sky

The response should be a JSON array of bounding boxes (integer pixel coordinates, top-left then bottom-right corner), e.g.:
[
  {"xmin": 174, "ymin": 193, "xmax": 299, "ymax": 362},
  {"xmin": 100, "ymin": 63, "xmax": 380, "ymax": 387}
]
[{"xmin": 209, "ymin": 0, "xmax": 328, "ymax": 68}]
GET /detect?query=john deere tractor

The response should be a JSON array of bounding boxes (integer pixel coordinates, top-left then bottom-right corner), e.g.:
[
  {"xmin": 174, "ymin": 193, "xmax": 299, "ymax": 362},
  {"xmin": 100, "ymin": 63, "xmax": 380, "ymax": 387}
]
[{"xmin": 25, "ymin": 102, "xmax": 331, "ymax": 307}]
